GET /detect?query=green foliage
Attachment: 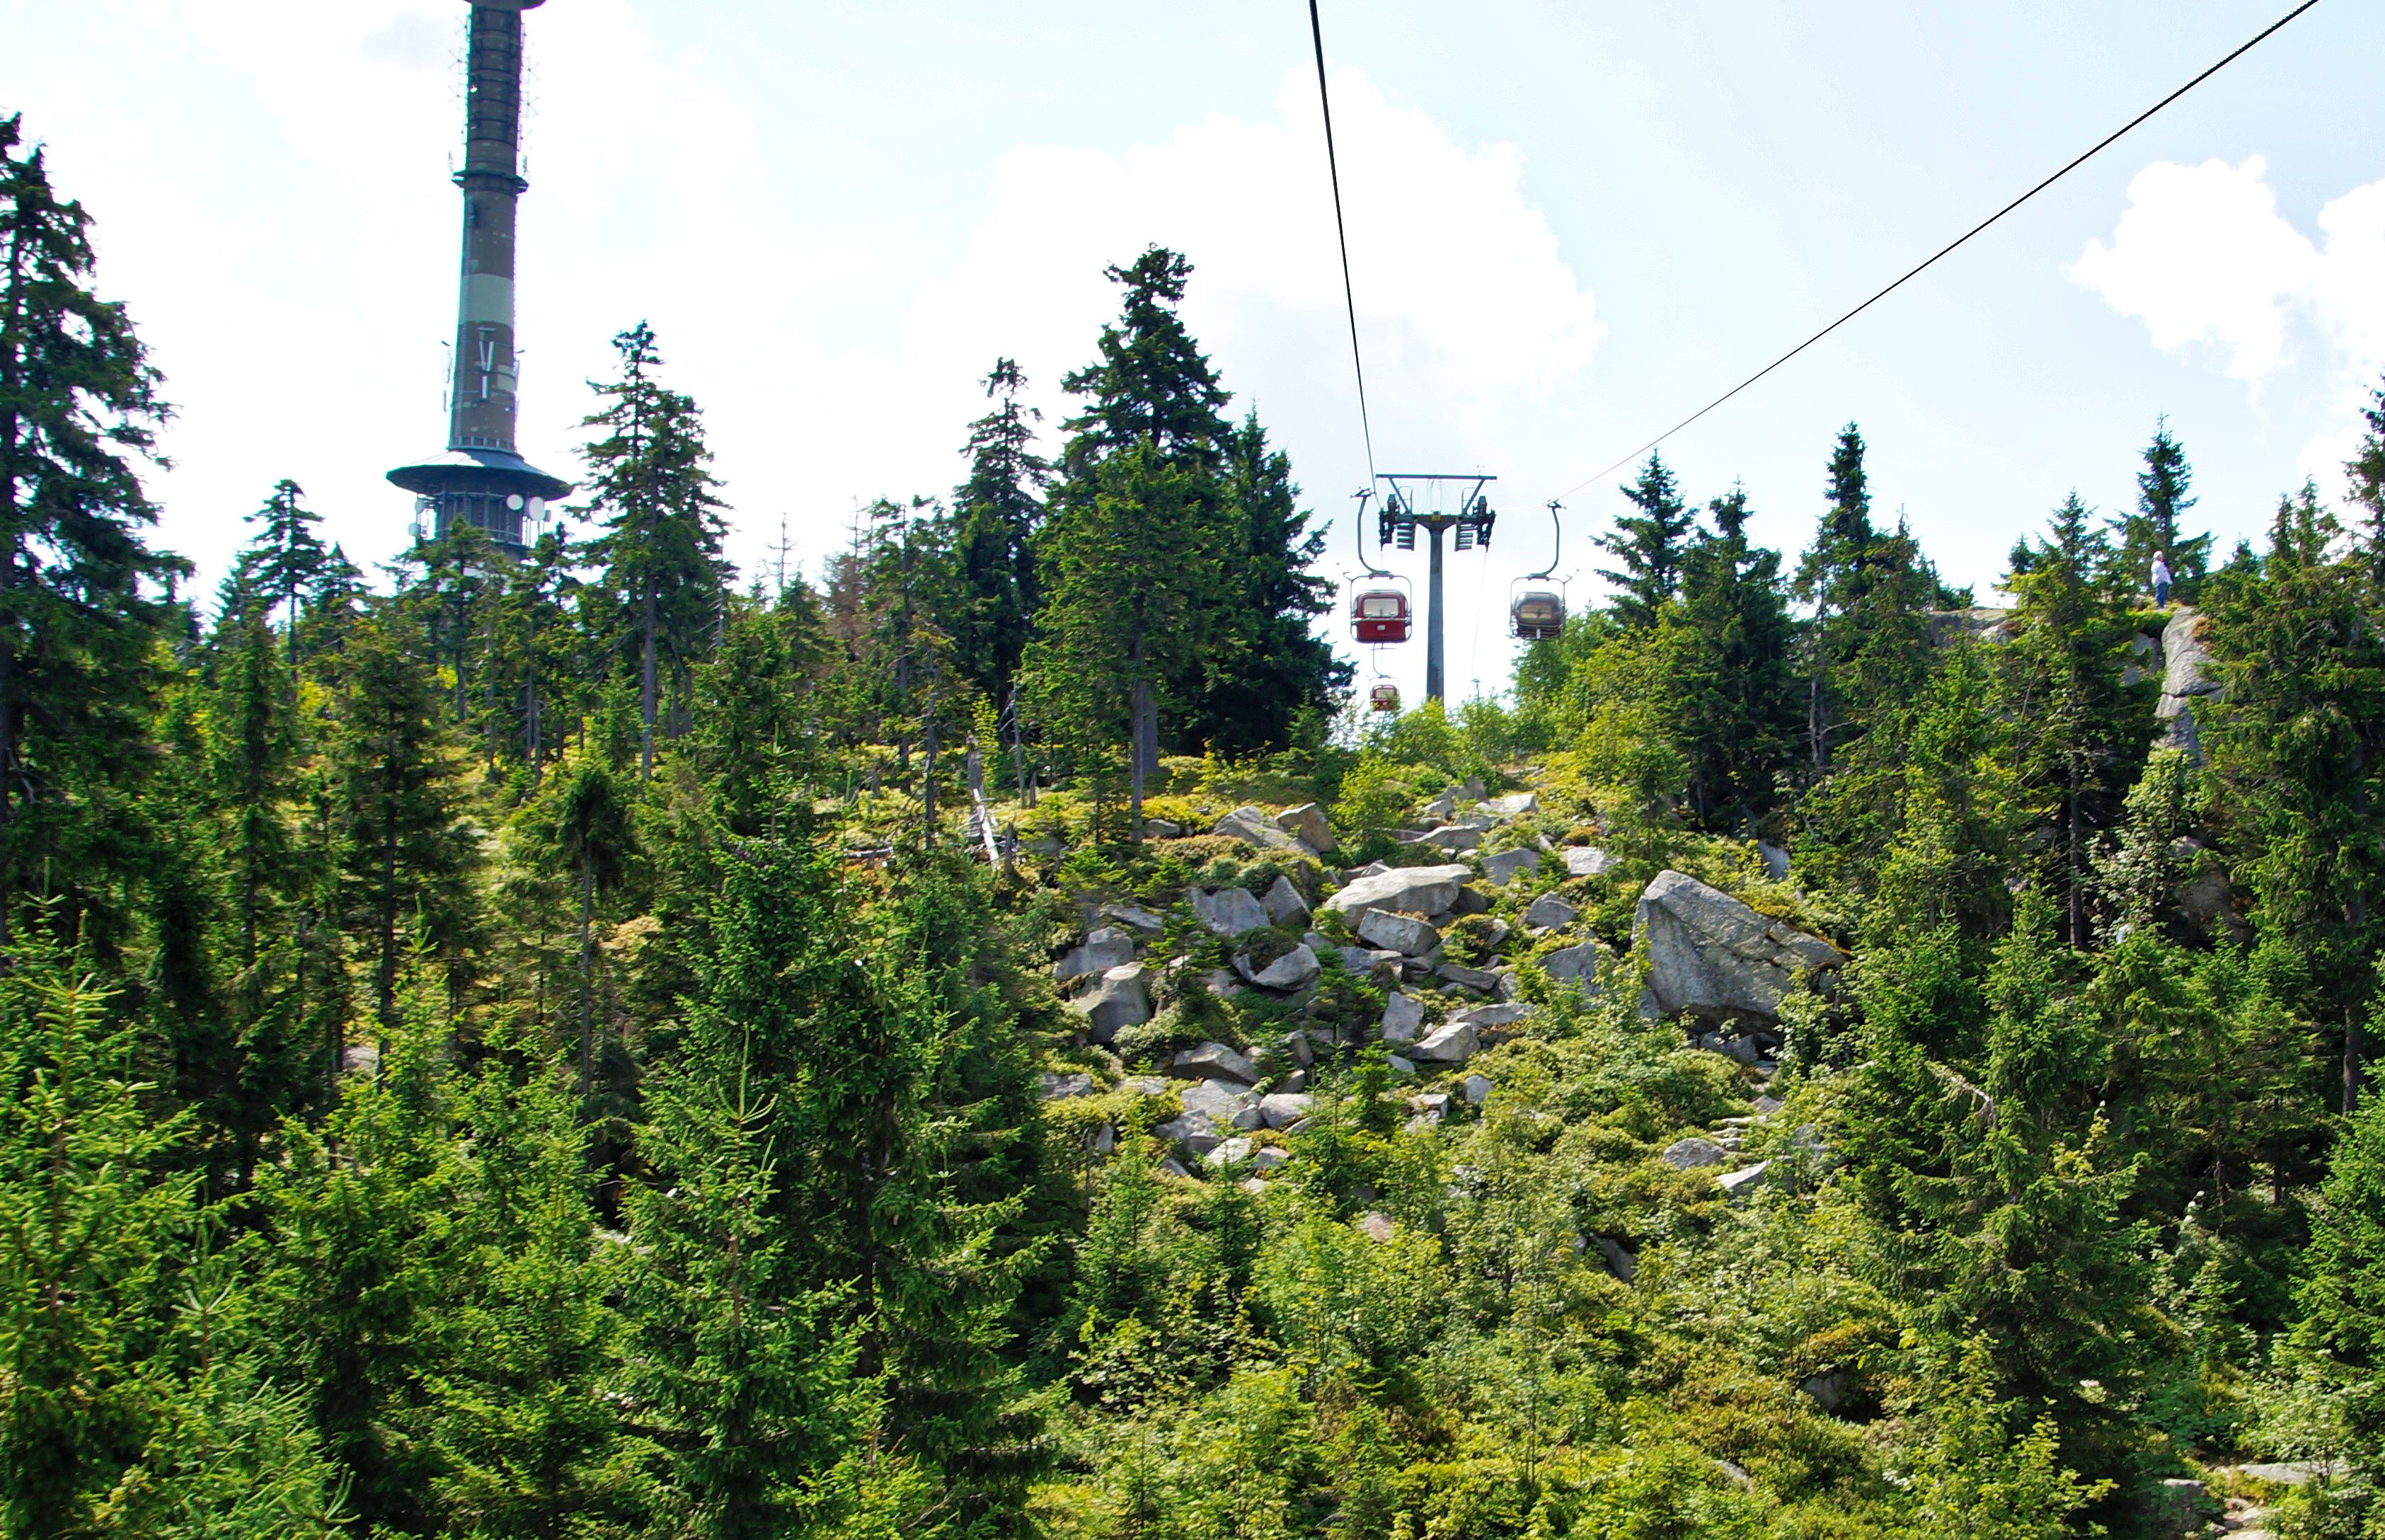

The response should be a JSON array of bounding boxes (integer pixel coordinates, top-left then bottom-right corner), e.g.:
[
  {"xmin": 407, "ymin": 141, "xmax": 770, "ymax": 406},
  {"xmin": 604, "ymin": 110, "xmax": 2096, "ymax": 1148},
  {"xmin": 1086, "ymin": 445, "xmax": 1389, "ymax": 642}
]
[
  {"xmin": 579, "ymin": 320, "xmax": 731, "ymax": 780},
  {"xmin": 1996, "ymin": 491, "xmax": 2157, "ymax": 948},
  {"xmin": 1596, "ymin": 451, "xmax": 1697, "ymax": 630},
  {"xmin": 2108, "ymin": 417, "xmax": 2212, "ymax": 602},
  {"xmin": 23, "ymin": 100, "xmax": 2385, "ymax": 1540},
  {"xmin": 948, "ymin": 357, "xmax": 1051, "ymax": 705},
  {"xmin": 0, "ymin": 113, "xmax": 185, "ymax": 950}
]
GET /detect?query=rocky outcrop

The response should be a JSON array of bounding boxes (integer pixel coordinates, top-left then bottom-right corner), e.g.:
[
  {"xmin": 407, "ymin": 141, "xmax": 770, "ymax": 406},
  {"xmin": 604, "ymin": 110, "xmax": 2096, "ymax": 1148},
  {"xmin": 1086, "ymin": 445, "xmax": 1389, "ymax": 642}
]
[
  {"xmin": 1482, "ymin": 848, "xmax": 1541, "ymax": 886},
  {"xmin": 1435, "ymin": 960, "xmax": 1500, "ymax": 992},
  {"xmin": 1662, "ymin": 1137, "xmax": 1728, "ymax": 1170},
  {"xmin": 1275, "ymin": 803, "xmax": 1337, "ymax": 852},
  {"xmin": 2156, "ymin": 606, "xmax": 2222, "ymax": 759},
  {"xmin": 1103, "ymin": 902, "xmax": 1166, "ymax": 934},
  {"xmin": 1190, "ymin": 885, "xmax": 1270, "ymax": 936},
  {"xmin": 1563, "ymin": 846, "xmax": 1612, "ymax": 878},
  {"xmin": 1055, "ymin": 927, "xmax": 1136, "ymax": 986},
  {"xmin": 1634, "ymin": 870, "xmax": 1843, "ymax": 1023},
  {"xmin": 1482, "ymin": 791, "xmax": 1538, "ymax": 817},
  {"xmin": 1073, "ymin": 963, "xmax": 1152, "ymax": 1042},
  {"xmin": 1356, "ymin": 909, "xmax": 1439, "ymax": 957},
  {"xmin": 1260, "ymin": 875, "xmax": 1311, "ymax": 928},
  {"xmin": 1717, "ymin": 1161, "xmax": 1771, "ymax": 1197},
  {"xmin": 1524, "ymin": 894, "xmax": 1577, "ymax": 931},
  {"xmin": 1542, "ymin": 940, "xmax": 1607, "ymax": 984},
  {"xmin": 1258, "ymin": 1092, "xmax": 1312, "ymax": 1129},
  {"xmin": 1929, "ymin": 607, "xmax": 2015, "ymax": 646},
  {"xmin": 1403, "ymin": 824, "xmax": 1480, "ymax": 854},
  {"xmin": 1380, "ymin": 990, "xmax": 1425, "ymax": 1043},
  {"xmin": 1324, "ymin": 864, "xmax": 1471, "ymax": 923},
  {"xmin": 1212, "ymin": 805, "xmax": 1316, "ymax": 856},
  {"xmin": 1169, "ymin": 1041, "xmax": 1259, "ymax": 1084},
  {"xmin": 1235, "ymin": 941, "xmax": 1319, "ymax": 992},
  {"xmin": 1410, "ymin": 1022, "xmax": 1481, "ymax": 1064},
  {"xmin": 1453, "ymin": 1001, "xmax": 1531, "ymax": 1031}
]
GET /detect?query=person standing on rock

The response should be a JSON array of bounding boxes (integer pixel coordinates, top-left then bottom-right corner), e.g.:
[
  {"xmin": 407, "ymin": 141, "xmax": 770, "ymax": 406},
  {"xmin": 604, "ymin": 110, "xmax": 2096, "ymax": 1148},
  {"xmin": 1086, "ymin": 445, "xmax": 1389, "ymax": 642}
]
[{"xmin": 2151, "ymin": 553, "xmax": 2173, "ymax": 607}]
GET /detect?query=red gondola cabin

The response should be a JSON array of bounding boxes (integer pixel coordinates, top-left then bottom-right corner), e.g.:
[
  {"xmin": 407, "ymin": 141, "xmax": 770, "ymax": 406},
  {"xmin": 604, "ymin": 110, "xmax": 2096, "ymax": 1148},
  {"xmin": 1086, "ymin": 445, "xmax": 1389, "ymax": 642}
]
[
  {"xmin": 1352, "ymin": 587, "xmax": 1411, "ymax": 644},
  {"xmin": 1369, "ymin": 682, "xmax": 1401, "ymax": 712}
]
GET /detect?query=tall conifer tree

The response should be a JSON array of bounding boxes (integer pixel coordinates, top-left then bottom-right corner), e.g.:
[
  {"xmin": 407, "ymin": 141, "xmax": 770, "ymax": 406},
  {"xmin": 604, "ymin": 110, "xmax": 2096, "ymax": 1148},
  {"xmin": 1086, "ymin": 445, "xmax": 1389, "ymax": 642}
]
[
  {"xmin": 1997, "ymin": 493, "xmax": 2154, "ymax": 947},
  {"xmin": 243, "ymin": 478, "xmax": 326, "ymax": 662},
  {"xmin": 2108, "ymin": 417, "xmax": 2210, "ymax": 601},
  {"xmin": 1670, "ymin": 485, "xmax": 1798, "ymax": 829},
  {"xmin": 580, "ymin": 322, "xmax": 731, "ymax": 779},
  {"xmin": 0, "ymin": 115, "xmax": 183, "ymax": 944},
  {"xmin": 1596, "ymin": 451, "xmax": 1696, "ymax": 628},
  {"xmin": 948, "ymin": 357, "xmax": 1049, "ymax": 705}
]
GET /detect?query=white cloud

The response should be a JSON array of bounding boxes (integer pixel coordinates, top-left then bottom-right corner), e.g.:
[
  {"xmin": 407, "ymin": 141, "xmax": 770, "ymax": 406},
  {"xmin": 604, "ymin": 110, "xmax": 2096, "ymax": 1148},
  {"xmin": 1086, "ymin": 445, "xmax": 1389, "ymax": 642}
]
[
  {"xmin": 2069, "ymin": 157, "xmax": 2314, "ymax": 379},
  {"xmin": 2069, "ymin": 157, "xmax": 2385, "ymax": 501},
  {"xmin": 708, "ymin": 64, "xmax": 1602, "ymax": 574}
]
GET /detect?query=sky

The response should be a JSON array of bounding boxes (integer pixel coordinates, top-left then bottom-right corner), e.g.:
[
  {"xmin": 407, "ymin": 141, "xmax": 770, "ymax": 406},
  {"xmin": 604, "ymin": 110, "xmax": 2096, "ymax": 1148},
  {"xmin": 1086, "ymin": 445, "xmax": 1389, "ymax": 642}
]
[{"xmin": 9, "ymin": 0, "xmax": 2383, "ymax": 704}]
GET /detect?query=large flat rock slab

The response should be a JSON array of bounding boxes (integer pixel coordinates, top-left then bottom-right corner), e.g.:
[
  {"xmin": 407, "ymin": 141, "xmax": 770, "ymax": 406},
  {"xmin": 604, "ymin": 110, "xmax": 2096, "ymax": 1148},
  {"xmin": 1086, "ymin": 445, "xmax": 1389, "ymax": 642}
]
[
  {"xmin": 1634, "ymin": 870, "xmax": 1842, "ymax": 1023},
  {"xmin": 1323, "ymin": 864, "xmax": 1473, "ymax": 924}
]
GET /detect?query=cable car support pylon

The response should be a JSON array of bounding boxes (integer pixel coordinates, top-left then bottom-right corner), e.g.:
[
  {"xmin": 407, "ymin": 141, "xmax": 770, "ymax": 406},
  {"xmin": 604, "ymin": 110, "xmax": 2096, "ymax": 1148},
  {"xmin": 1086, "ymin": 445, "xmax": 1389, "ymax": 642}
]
[{"xmin": 1377, "ymin": 472, "xmax": 1495, "ymax": 704}]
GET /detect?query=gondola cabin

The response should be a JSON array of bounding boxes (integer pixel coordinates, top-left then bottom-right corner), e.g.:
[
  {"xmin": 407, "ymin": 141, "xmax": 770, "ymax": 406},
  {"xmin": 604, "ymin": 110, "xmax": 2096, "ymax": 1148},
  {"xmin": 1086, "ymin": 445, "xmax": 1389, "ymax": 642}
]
[
  {"xmin": 1369, "ymin": 682, "xmax": 1401, "ymax": 713},
  {"xmin": 1510, "ymin": 590, "xmax": 1565, "ymax": 641},
  {"xmin": 1352, "ymin": 587, "xmax": 1412, "ymax": 644}
]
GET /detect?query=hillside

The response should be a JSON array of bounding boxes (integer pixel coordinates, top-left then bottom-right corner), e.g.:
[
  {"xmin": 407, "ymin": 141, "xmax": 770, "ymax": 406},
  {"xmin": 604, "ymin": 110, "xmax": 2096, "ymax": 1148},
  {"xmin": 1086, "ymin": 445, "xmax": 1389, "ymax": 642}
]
[{"xmin": 9, "ymin": 103, "xmax": 2385, "ymax": 1540}]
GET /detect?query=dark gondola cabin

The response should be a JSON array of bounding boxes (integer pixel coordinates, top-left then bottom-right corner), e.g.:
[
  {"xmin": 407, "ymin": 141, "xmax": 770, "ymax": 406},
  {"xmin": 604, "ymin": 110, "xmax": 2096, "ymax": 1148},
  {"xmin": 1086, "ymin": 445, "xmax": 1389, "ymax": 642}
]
[
  {"xmin": 1369, "ymin": 682, "xmax": 1401, "ymax": 712},
  {"xmin": 1352, "ymin": 587, "xmax": 1411, "ymax": 644},
  {"xmin": 1510, "ymin": 590, "xmax": 1564, "ymax": 640}
]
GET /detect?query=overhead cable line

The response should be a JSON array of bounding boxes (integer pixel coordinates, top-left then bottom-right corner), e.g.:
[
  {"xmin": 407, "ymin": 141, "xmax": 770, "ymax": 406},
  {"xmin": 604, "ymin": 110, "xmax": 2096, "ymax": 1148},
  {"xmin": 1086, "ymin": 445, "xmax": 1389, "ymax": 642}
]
[
  {"xmin": 1555, "ymin": 0, "xmax": 2323, "ymax": 501},
  {"xmin": 1308, "ymin": 0, "xmax": 1379, "ymax": 487}
]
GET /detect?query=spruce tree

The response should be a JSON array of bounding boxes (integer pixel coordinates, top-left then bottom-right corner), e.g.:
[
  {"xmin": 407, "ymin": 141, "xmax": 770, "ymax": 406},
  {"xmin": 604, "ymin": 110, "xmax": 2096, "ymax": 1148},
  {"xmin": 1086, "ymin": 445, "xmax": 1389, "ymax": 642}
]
[
  {"xmin": 1670, "ymin": 485, "xmax": 1798, "ymax": 829},
  {"xmin": 526, "ymin": 756, "xmax": 638, "ymax": 1103},
  {"xmin": 1595, "ymin": 451, "xmax": 1696, "ymax": 628},
  {"xmin": 691, "ymin": 585, "xmax": 832, "ymax": 838},
  {"xmin": 948, "ymin": 357, "xmax": 1049, "ymax": 704},
  {"xmin": 623, "ymin": 844, "xmax": 869, "ymax": 1535},
  {"xmin": 243, "ymin": 478, "xmax": 326, "ymax": 663},
  {"xmin": 2294, "ymin": 1073, "xmax": 2385, "ymax": 1469},
  {"xmin": 1842, "ymin": 892, "xmax": 2160, "ymax": 1508},
  {"xmin": 412, "ymin": 1025, "xmax": 638, "ymax": 1537},
  {"xmin": 1183, "ymin": 412, "xmax": 1343, "ymax": 757},
  {"xmin": 1020, "ymin": 444, "xmax": 1212, "ymax": 832},
  {"xmin": 194, "ymin": 606, "xmax": 318, "ymax": 1180},
  {"xmin": 1057, "ymin": 246, "xmax": 1231, "ymax": 476},
  {"xmin": 484, "ymin": 522, "xmax": 578, "ymax": 787},
  {"xmin": 1795, "ymin": 423, "xmax": 1938, "ymax": 771},
  {"xmin": 1996, "ymin": 493, "xmax": 2154, "ymax": 948},
  {"xmin": 0, "ymin": 943, "xmax": 192, "ymax": 1534},
  {"xmin": 0, "ymin": 114, "xmax": 184, "ymax": 943},
  {"xmin": 328, "ymin": 612, "xmax": 478, "ymax": 1046},
  {"xmin": 1051, "ymin": 247, "xmax": 1236, "ymax": 766},
  {"xmin": 2200, "ymin": 482, "xmax": 2385, "ymax": 1109},
  {"xmin": 2109, "ymin": 418, "xmax": 2209, "ymax": 602},
  {"xmin": 252, "ymin": 972, "xmax": 467, "ymax": 1532},
  {"xmin": 0, "ymin": 940, "xmax": 345, "ymax": 1536},
  {"xmin": 580, "ymin": 321, "xmax": 731, "ymax": 780},
  {"xmin": 2347, "ymin": 372, "xmax": 2385, "ymax": 570}
]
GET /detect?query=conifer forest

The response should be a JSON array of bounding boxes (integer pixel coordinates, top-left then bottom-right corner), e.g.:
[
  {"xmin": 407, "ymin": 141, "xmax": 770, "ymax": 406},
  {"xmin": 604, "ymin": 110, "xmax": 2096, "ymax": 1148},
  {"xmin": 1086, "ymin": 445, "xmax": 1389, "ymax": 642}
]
[{"xmin": 7, "ymin": 16, "xmax": 2385, "ymax": 1537}]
